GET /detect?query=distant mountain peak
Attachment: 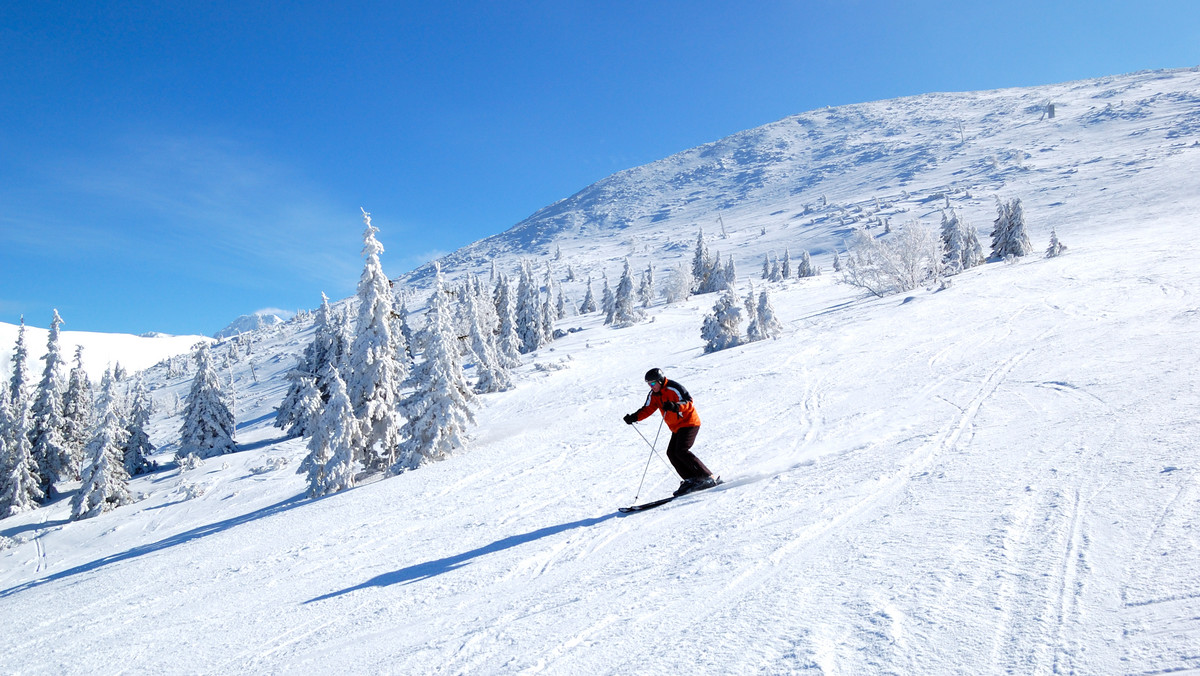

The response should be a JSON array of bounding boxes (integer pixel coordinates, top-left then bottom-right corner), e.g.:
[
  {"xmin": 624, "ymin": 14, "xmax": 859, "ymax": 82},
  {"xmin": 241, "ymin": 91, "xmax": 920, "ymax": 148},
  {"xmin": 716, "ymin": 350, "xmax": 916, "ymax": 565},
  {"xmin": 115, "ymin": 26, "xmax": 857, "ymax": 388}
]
[{"xmin": 214, "ymin": 312, "xmax": 286, "ymax": 339}]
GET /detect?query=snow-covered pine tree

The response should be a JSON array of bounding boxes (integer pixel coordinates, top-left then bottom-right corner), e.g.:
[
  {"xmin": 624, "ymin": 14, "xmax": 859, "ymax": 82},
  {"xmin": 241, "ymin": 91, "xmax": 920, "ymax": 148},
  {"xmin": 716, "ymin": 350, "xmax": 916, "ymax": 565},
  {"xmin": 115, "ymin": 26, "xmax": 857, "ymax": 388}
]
[
  {"xmin": 123, "ymin": 376, "xmax": 156, "ymax": 476},
  {"xmin": 579, "ymin": 277, "xmax": 598, "ymax": 314},
  {"xmin": 302, "ymin": 364, "xmax": 360, "ymax": 498},
  {"xmin": 601, "ymin": 274, "xmax": 616, "ymax": 325},
  {"xmin": 747, "ymin": 289, "xmax": 783, "ymax": 342},
  {"xmin": 638, "ymin": 262, "xmax": 654, "ymax": 309},
  {"xmin": 990, "ymin": 197, "xmax": 1033, "ymax": 259},
  {"xmin": 177, "ymin": 344, "xmax": 237, "ymax": 461},
  {"xmin": 0, "ymin": 384, "xmax": 44, "ymax": 516},
  {"xmin": 941, "ymin": 209, "xmax": 985, "ymax": 273},
  {"xmin": 700, "ymin": 287, "xmax": 745, "ymax": 353},
  {"xmin": 493, "ymin": 274, "xmax": 522, "ymax": 367},
  {"xmin": 29, "ymin": 310, "xmax": 70, "ymax": 497},
  {"xmin": 1046, "ymin": 229, "xmax": 1067, "ymax": 258},
  {"xmin": 71, "ymin": 398, "xmax": 132, "ymax": 520},
  {"xmin": 396, "ymin": 265, "xmax": 475, "ymax": 472},
  {"xmin": 744, "ymin": 279, "xmax": 758, "ymax": 329},
  {"xmin": 797, "ymin": 250, "xmax": 816, "ymax": 278},
  {"xmin": 832, "ymin": 250, "xmax": 842, "ymax": 272},
  {"xmin": 348, "ymin": 209, "xmax": 405, "ymax": 472},
  {"xmin": 782, "ymin": 249, "xmax": 792, "ymax": 280},
  {"xmin": 515, "ymin": 261, "xmax": 545, "ymax": 353},
  {"xmin": 692, "ymin": 229, "xmax": 714, "ymax": 293},
  {"xmin": 277, "ymin": 293, "xmax": 355, "ymax": 438},
  {"xmin": 612, "ymin": 259, "xmax": 645, "ymax": 327},
  {"xmin": 61, "ymin": 345, "xmax": 94, "ymax": 478},
  {"xmin": 466, "ymin": 283, "xmax": 513, "ymax": 394},
  {"xmin": 762, "ymin": 254, "xmax": 772, "ymax": 281},
  {"xmin": 718, "ymin": 255, "xmax": 737, "ymax": 292},
  {"xmin": 8, "ymin": 317, "xmax": 31, "ymax": 424}
]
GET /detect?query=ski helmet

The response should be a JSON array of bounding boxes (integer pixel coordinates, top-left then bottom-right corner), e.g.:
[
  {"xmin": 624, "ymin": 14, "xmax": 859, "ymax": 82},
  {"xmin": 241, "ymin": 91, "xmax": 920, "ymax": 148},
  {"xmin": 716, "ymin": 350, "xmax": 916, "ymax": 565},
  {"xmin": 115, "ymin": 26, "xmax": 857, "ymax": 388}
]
[{"xmin": 644, "ymin": 368, "xmax": 665, "ymax": 384}]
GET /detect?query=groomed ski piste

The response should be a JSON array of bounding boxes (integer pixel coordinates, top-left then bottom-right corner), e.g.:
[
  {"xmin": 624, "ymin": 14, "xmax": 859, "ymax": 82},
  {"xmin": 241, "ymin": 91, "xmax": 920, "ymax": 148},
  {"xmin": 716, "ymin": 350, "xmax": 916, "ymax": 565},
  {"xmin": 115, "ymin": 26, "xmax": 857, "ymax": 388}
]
[{"xmin": 2, "ymin": 68, "xmax": 1199, "ymax": 674}]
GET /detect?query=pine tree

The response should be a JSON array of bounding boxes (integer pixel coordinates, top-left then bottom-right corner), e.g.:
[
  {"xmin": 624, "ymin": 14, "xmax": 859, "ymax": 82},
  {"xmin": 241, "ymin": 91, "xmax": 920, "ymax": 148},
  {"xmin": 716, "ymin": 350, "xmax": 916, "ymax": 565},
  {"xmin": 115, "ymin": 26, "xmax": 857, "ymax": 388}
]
[
  {"xmin": 638, "ymin": 263, "xmax": 654, "ymax": 308},
  {"xmin": 8, "ymin": 316, "xmax": 31, "ymax": 408},
  {"xmin": 747, "ymin": 290, "xmax": 783, "ymax": 342},
  {"xmin": 612, "ymin": 259, "xmax": 645, "ymax": 327},
  {"xmin": 782, "ymin": 249, "xmax": 792, "ymax": 280},
  {"xmin": 493, "ymin": 274, "xmax": 522, "ymax": 367},
  {"xmin": 71, "ymin": 399, "xmax": 132, "ymax": 520},
  {"xmin": 61, "ymin": 345, "xmax": 94, "ymax": 479},
  {"xmin": 29, "ymin": 310, "xmax": 70, "ymax": 497},
  {"xmin": 466, "ymin": 285, "xmax": 513, "ymax": 394},
  {"xmin": 941, "ymin": 209, "xmax": 985, "ymax": 273},
  {"xmin": 579, "ymin": 277, "xmax": 598, "ymax": 314},
  {"xmin": 123, "ymin": 376, "xmax": 156, "ymax": 476},
  {"xmin": 700, "ymin": 287, "xmax": 745, "ymax": 353},
  {"xmin": 348, "ymin": 209, "xmax": 405, "ymax": 472},
  {"xmin": 1046, "ymin": 229, "xmax": 1067, "ymax": 258},
  {"xmin": 276, "ymin": 293, "xmax": 345, "ymax": 438},
  {"xmin": 601, "ymin": 275, "xmax": 616, "ymax": 325},
  {"xmin": 515, "ymin": 261, "xmax": 545, "ymax": 354},
  {"xmin": 177, "ymin": 344, "xmax": 237, "ymax": 461},
  {"xmin": 797, "ymin": 250, "xmax": 816, "ymax": 278},
  {"xmin": 832, "ymin": 250, "xmax": 842, "ymax": 272},
  {"xmin": 692, "ymin": 229, "xmax": 714, "ymax": 293},
  {"xmin": 1, "ymin": 396, "xmax": 43, "ymax": 517},
  {"xmin": 397, "ymin": 265, "xmax": 475, "ymax": 472},
  {"xmin": 302, "ymin": 364, "xmax": 359, "ymax": 498},
  {"xmin": 990, "ymin": 197, "xmax": 1033, "ymax": 259}
]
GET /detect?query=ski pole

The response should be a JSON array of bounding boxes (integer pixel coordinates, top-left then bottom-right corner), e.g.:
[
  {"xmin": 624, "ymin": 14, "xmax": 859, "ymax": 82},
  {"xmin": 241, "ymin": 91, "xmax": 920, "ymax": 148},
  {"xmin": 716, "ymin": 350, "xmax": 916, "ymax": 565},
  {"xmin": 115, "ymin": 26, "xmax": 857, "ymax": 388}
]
[{"xmin": 630, "ymin": 420, "xmax": 674, "ymax": 473}]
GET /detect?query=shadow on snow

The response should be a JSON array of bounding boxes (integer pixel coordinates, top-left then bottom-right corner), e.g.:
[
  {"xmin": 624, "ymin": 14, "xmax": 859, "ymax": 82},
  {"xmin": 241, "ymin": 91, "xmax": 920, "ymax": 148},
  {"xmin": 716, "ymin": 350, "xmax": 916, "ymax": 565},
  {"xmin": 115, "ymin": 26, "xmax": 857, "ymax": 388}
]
[{"xmin": 305, "ymin": 512, "xmax": 622, "ymax": 604}]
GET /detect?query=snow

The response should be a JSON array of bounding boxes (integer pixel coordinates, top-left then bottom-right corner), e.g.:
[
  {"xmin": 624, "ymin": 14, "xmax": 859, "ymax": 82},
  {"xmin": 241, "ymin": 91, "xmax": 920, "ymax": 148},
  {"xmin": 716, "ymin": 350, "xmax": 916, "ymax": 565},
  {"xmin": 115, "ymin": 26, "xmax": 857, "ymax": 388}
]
[
  {"xmin": 2, "ymin": 68, "xmax": 1200, "ymax": 673},
  {"xmin": 0, "ymin": 322, "xmax": 209, "ymax": 382}
]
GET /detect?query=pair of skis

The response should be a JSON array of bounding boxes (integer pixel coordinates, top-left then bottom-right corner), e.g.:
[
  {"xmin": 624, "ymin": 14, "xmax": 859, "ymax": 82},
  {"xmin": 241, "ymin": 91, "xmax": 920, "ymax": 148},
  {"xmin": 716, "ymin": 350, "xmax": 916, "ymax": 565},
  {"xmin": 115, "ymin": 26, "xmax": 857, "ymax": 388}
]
[{"xmin": 618, "ymin": 477, "xmax": 722, "ymax": 513}]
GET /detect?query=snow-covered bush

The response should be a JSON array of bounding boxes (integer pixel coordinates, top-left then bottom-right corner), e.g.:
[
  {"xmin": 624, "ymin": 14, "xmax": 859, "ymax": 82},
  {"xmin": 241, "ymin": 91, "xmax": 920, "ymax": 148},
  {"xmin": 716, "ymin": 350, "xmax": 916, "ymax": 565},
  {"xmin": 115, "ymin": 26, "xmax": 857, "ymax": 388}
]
[
  {"xmin": 1046, "ymin": 229, "xmax": 1067, "ymax": 258},
  {"xmin": 840, "ymin": 223, "xmax": 946, "ymax": 298}
]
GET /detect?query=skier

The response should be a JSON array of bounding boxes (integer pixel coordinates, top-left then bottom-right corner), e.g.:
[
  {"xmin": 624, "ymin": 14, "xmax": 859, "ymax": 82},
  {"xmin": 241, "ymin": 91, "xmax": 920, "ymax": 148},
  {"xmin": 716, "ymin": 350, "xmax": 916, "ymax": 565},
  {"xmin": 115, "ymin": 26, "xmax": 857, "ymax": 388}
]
[{"xmin": 623, "ymin": 368, "xmax": 719, "ymax": 496}]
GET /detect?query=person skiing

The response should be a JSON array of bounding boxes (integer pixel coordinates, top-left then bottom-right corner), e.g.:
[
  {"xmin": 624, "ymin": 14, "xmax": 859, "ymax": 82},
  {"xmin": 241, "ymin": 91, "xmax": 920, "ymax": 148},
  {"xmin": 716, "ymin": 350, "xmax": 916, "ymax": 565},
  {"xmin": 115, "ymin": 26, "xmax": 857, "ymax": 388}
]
[{"xmin": 623, "ymin": 368, "xmax": 719, "ymax": 496}]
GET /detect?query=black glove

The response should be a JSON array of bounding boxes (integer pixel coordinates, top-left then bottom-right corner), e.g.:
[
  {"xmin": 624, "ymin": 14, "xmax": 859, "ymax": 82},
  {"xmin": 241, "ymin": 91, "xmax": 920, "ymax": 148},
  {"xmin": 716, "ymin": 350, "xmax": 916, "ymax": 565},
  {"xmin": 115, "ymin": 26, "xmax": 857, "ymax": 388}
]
[
  {"xmin": 623, "ymin": 413, "xmax": 638, "ymax": 425},
  {"xmin": 662, "ymin": 401, "xmax": 680, "ymax": 413}
]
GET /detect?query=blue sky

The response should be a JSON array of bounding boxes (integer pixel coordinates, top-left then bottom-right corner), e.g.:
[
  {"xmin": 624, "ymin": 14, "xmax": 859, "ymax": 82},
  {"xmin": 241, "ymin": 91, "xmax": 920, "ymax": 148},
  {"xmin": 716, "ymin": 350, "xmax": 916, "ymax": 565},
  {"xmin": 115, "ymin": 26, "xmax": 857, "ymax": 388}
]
[{"xmin": 2, "ymin": 1, "xmax": 1197, "ymax": 336}]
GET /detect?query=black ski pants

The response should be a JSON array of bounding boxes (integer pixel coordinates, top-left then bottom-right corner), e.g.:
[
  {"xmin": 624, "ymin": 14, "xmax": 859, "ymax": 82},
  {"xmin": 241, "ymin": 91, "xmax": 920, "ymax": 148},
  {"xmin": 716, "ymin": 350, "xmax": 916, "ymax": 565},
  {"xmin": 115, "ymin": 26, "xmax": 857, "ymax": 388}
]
[{"xmin": 666, "ymin": 426, "xmax": 713, "ymax": 481}]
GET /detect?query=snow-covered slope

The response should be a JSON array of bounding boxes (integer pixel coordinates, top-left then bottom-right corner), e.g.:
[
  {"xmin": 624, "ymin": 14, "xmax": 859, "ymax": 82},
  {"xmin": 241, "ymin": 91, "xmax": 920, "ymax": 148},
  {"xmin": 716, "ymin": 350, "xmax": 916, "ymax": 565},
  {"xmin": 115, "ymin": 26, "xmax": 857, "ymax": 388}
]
[
  {"xmin": 213, "ymin": 312, "xmax": 288, "ymax": 340},
  {"xmin": 0, "ymin": 321, "xmax": 209, "ymax": 382},
  {"xmin": 2, "ymin": 68, "xmax": 1199, "ymax": 674}
]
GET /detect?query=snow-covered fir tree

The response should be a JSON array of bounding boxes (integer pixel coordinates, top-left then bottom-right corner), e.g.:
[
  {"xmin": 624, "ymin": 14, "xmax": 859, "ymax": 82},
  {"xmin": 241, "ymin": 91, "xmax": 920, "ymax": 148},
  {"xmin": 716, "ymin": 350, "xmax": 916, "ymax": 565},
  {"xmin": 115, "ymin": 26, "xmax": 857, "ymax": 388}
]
[
  {"xmin": 990, "ymin": 197, "xmax": 1033, "ymax": 259},
  {"xmin": 612, "ymin": 259, "xmax": 645, "ymax": 327},
  {"xmin": 941, "ymin": 209, "xmax": 985, "ymax": 273},
  {"xmin": 302, "ymin": 364, "xmax": 359, "ymax": 498},
  {"xmin": 493, "ymin": 274, "xmax": 523, "ymax": 367},
  {"xmin": 718, "ymin": 255, "xmax": 737, "ymax": 292},
  {"xmin": 29, "ymin": 310, "xmax": 70, "ymax": 497},
  {"xmin": 638, "ymin": 262, "xmax": 654, "ymax": 308},
  {"xmin": 348, "ymin": 209, "xmax": 406, "ymax": 472},
  {"xmin": 177, "ymin": 344, "xmax": 237, "ymax": 461},
  {"xmin": 832, "ymin": 250, "xmax": 842, "ymax": 272},
  {"xmin": 8, "ymin": 317, "xmax": 31, "ymax": 419},
  {"xmin": 123, "ymin": 376, "xmax": 156, "ymax": 476},
  {"xmin": 0, "ymin": 386, "xmax": 44, "ymax": 516},
  {"xmin": 61, "ymin": 345, "xmax": 94, "ymax": 478},
  {"xmin": 1046, "ymin": 229, "xmax": 1067, "ymax": 258},
  {"xmin": 601, "ymin": 274, "xmax": 616, "ymax": 325},
  {"xmin": 397, "ymin": 265, "xmax": 475, "ymax": 472},
  {"xmin": 701, "ymin": 287, "xmax": 745, "ymax": 353},
  {"xmin": 466, "ymin": 284, "xmax": 513, "ymax": 394},
  {"xmin": 515, "ymin": 261, "xmax": 546, "ymax": 354},
  {"xmin": 797, "ymin": 250, "xmax": 817, "ymax": 278},
  {"xmin": 747, "ymin": 289, "xmax": 784, "ymax": 342},
  {"xmin": 276, "ymin": 293, "xmax": 349, "ymax": 438},
  {"xmin": 782, "ymin": 249, "xmax": 792, "ymax": 279},
  {"xmin": 579, "ymin": 277, "xmax": 598, "ymax": 314},
  {"xmin": 692, "ymin": 229, "xmax": 714, "ymax": 293},
  {"xmin": 71, "ymin": 398, "xmax": 132, "ymax": 520}
]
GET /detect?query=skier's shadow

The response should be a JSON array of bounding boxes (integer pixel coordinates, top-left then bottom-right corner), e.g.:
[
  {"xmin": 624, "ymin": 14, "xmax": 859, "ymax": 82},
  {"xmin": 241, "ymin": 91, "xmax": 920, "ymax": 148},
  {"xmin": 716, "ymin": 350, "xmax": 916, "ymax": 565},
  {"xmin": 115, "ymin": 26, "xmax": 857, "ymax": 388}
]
[{"xmin": 305, "ymin": 512, "xmax": 620, "ymax": 604}]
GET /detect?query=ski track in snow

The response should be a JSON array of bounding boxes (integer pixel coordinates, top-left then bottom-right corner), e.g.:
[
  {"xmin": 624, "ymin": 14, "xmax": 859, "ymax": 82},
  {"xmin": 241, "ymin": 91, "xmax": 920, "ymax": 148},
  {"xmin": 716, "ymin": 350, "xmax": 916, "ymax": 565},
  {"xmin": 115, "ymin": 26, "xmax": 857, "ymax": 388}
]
[{"xmin": 3, "ymin": 68, "xmax": 1200, "ymax": 674}]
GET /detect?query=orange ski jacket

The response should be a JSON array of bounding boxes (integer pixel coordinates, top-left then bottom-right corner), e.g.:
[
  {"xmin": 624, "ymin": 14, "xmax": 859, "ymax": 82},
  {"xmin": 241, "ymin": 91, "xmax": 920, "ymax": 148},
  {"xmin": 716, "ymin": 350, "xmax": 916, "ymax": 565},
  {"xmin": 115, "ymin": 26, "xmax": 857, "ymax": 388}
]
[{"xmin": 633, "ymin": 378, "xmax": 701, "ymax": 432}]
